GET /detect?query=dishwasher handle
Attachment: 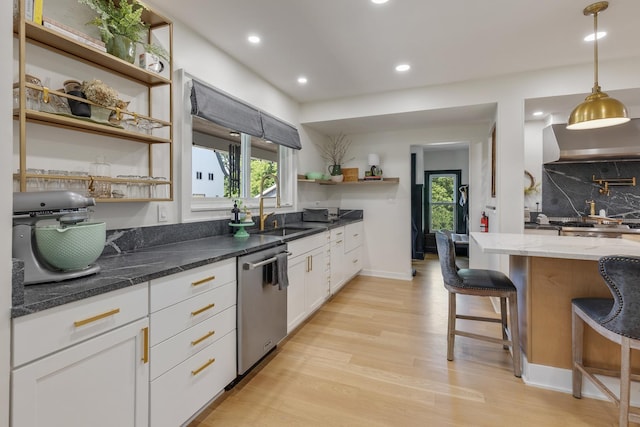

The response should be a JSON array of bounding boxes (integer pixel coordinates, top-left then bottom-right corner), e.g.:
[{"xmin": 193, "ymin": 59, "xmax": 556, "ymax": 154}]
[{"xmin": 243, "ymin": 251, "xmax": 291, "ymax": 270}]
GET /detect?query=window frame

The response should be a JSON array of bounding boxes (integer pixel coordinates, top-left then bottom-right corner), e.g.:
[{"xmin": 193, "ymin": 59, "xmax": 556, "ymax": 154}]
[{"xmin": 179, "ymin": 70, "xmax": 294, "ymax": 222}]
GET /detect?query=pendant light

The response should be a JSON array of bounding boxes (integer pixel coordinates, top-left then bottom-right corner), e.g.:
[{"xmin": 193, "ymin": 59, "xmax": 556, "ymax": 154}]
[{"xmin": 567, "ymin": 1, "xmax": 629, "ymax": 130}]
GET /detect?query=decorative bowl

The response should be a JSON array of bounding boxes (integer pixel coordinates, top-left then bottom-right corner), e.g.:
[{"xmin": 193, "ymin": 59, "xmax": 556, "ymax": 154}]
[
  {"xmin": 35, "ymin": 222, "xmax": 106, "ymax": 271},
  {"xmin": 305, "ymin": 171, "xmax": 324, "ymax": 180}
]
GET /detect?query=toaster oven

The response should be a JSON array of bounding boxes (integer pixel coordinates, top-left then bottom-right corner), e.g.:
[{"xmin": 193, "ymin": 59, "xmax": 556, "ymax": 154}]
[{"xmin": 303, "ymin": 207, "xmax": 339, "ymax": 222}]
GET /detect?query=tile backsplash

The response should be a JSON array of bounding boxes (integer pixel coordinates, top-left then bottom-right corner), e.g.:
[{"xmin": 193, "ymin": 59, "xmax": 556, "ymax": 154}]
[{"xmin": 542, "ymin": 161, "xmax": 640, "ymax": 219}]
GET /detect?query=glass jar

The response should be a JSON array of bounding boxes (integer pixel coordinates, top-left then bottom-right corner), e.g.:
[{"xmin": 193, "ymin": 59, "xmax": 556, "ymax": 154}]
[
  {"xmin": 26, "ymin": 168, "xmax": 44, "ymax": 192},
  {"xmin": 68, "ymin": 171, "xmax": 89, "ymax": 195},
  {"xmin": 46, "ymin": 169, "xmax": 68, "ymax": 190},
  {"xmin": 89, "ymin": 156, "xmax": 111, "ymax": 198}
]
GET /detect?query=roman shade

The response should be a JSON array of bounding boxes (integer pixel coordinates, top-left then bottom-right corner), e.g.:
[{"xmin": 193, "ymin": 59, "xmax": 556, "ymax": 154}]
[
  {"xmin": 190, "ymin": 79, "xmax": 302, "ymax": 150},
  {"xmin": 260, "ymin": 112, "xmax": 302, "ymax": 150},
  {"xmin": 190, "ymin": 80, "xmax": 263, "ymax": 138}
]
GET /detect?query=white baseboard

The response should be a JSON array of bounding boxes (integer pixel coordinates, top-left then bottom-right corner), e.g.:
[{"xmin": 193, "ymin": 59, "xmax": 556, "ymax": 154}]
[
  {"xmin": 359, "ymin": 269, "xmax": 413, "ymax": 281},
  {"xmin": 522, "ymin": 354, "xmax": 640, "ymax": 405}
]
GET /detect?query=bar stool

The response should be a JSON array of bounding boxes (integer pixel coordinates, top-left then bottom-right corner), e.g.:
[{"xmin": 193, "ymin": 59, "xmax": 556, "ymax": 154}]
[
  {"xmin": 572, "ymin": 255, "xmax": 640, "ymax": 427},
  {"xmin": 434, "ymin": 231, "xmax": 521, "ymax": 377}
]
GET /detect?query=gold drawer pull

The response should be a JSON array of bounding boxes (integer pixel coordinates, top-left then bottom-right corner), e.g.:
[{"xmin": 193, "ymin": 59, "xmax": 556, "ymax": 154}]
[
  {"xmin": 191, "ymin": 358, "xmax": 215, "ymax": 376},
  {"xmin": 191, "ymin": 330, "xmax": 216, "ymax": 346},
  {"xmin": 192, "ymin": 275, "xmax": 215, "ymax": 287},
  {"xmin": 191, "ymin": 303, "xmax": 215, "ymax": 316},
  {"xmin": 142, "ymin": 327, "xmax": 149, "ymax": 364},
  {"xmin": 353, "ymin": 259, "xmax": 359, "ymax": 263},
  {"xmin": 336, "ymin": 240, "xmax": 343, "ymax": 244},
  {"xmin": 74, "ymin": 308, "xmax": 120, "ymax": 327}
]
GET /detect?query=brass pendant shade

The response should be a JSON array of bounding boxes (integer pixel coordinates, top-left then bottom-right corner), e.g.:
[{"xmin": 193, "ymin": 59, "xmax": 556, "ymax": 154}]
[{"xmin": 567, "ymin": 1, "xmax": 629, "ymax": 130}]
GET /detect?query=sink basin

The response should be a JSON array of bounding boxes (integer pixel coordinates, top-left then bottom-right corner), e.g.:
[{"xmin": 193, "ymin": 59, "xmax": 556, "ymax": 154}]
[{"xmin": 258, "ymin": 227, "xmax": 312, "ymax": 237}]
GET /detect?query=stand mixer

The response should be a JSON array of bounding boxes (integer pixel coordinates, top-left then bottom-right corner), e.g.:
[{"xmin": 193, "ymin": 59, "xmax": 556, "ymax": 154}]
[{"xmin": 13, "ymin": 191, "xmax": 101, "ymax": 285}]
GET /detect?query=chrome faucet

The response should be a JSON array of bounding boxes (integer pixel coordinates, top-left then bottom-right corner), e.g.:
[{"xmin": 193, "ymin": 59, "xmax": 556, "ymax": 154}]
[{"xmin": 259, "ymin": 174, "xmax": 280, "ymax": 231}]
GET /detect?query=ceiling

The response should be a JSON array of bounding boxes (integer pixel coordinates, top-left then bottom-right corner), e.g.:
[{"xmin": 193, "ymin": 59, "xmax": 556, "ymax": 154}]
[{"xmin": 148, "ymin": 0, "xmax": 640, "ymax": 131}]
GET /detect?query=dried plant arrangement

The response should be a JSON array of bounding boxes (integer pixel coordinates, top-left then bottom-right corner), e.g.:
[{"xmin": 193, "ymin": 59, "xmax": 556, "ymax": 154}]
[
  {"xmin": 314, "ymin": 133, "xmax": 353, "ymax": 166},
  {"xmin": 81, "ymin": 79, "xmax": 119, "ymax": 107}
]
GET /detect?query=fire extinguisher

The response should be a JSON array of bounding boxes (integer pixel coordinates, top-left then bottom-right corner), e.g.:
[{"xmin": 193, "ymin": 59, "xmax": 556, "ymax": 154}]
[{"xmin": 480, "ymin": 211, "xmax": 489, "ymax": 233}]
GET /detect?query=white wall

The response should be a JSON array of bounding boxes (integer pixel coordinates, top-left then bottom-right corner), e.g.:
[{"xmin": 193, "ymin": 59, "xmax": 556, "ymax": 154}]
[
  {"xmin": 422, "ymin": 148, "xmax": 469, "ymax": 184},
  {"xmin": 315, "ymin": 125, "xmax": 487, "ymax": 280},
  {"xmin": 1, "ymin": 1, "xmax": 12, "ymax": 425},
  {"xmin": 524, "ymin": 121, "xmax": 545, "ymax": 212}
]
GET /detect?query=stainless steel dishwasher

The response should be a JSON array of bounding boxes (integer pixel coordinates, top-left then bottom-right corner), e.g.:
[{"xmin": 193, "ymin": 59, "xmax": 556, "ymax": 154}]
[{"xmin": 237, "ymin": 244, "xmax": 288, "ymax": 375}]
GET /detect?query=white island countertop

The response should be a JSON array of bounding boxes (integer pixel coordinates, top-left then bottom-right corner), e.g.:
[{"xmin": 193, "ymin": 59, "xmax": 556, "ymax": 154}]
[{"xmin": 470, "ymin": 232, "xmax": 640, "ymax": 261}]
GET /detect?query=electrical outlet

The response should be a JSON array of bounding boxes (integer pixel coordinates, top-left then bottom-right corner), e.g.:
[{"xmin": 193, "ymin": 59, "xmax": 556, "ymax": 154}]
[{"xmin": 158, "ymin": 205, "xmax": 168, "ymax": 222}]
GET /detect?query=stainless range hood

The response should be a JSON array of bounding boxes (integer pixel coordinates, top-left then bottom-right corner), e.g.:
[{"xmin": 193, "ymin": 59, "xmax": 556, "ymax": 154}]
[{"xmin": 543, "ymin": 119, "xmax": 640, "ymax": 163}]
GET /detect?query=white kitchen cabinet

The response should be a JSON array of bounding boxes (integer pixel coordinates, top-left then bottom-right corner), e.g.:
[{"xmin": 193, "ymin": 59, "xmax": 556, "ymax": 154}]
[
  {"xmin": 330, "ymin": 226, "xmax": 347, "ymax": 294},
  {"xmin": 287, "ymin": 233, "xmax": 328, "ymax": 333},
  {"xmin": 11, "ymin": 283, "xmax": 149, "ymax": 427},
  {"xmin": 149, "ymin": 259, "xmax": 237, "ymax": 427},
  {"xmin": 344, "ymin": 222, "xmax": 364, "ymax": 283}
]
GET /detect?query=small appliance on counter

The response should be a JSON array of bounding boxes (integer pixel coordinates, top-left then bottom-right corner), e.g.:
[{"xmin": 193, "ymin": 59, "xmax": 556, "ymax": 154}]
[
  {"xmin": 12, "ymin": 191, "xmax": 105, "ymax": 285},
  {"xmin": 536, "ymin": 214, "xmax": 550, "ymax": 225},
  {"xmin": 302, "ymin": 207, "xmax": 339, "ymax": 222}
]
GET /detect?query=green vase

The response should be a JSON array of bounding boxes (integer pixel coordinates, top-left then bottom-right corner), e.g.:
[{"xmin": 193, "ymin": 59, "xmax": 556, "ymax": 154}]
[
  {"xmin": 328, "ymin": 164, "xmax": 342, "ymax": 176},
  {"xmin": 105, "ymin": 35, "xmax": 136, "ymax": 64}
]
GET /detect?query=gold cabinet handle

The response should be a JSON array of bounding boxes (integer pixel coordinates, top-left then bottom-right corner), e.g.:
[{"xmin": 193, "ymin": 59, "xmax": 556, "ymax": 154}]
[
  {"xmin": 74, "ymin": 308, "xmax": 120, "ymax": 327},
  {"xmin": 191, "ymin": 303, "xmax": 215, "ymax": 316},
  {"xmin": 353, "ymin": 259, "xmax": 358, "ymax": 263},
  {"xmin": 192, "ymin": 275, "xmax": 215, "ymax": 287},
  {"xmin": 191, "ymin": 330, "xmax": 215, "ymax": 346},
  {"xmin": 142, "ymin": 327, "xmax": 149, "ymax": 364},
  {"xmin": 336, "ymin": 240, "xmax": 343, "ymax": 244},
  {"xmin": 191, "ymin": 358, "xmax": 215, "ymax": 376}
]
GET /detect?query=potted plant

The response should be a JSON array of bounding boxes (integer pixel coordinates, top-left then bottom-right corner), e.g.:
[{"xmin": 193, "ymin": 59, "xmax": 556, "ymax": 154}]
[
  {"xmin": 78, "ymin": 0, "xmax": 169, "ymax": 64},
  {"xmin": 314, "ymin": 133, "xmax": 353, "ymax": 181}
]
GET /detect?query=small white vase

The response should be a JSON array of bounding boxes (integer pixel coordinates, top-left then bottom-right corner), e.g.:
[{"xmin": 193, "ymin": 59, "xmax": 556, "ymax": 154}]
[{"xmin": 330, "ymin": 174, "xmax": 344, "ymax": 183}]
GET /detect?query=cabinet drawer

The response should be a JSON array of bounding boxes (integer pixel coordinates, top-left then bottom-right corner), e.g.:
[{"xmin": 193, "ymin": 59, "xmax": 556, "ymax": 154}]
[
  {"xmin": 13, "ymin": 283, "xmax": 148, "ymax": 367},
  {"xmin": 150, "ymin": 331, "xmax": 236, "ymax": 427},
  {"xmin": 288, "ymin": 233, "xmax": 326, "ymax": 258},
  {"xmin": 150, "ymin": 281, "xmax": 236, "ymax": 346},
  {"xmin": 346, "ymin": 246, "xmax": 363, "ymax": 278},
  {"xmin": 330, "ymin": 226, "xmax": 345, "ymax": 242},
  {"xmin": 345, "ymin": 222, "xmax": 363, "ymax": 253},
  {"xmin": 150, "ymin": 305, "xmax": 236, "ymax": 380},
  {"xmin": 150, "ymin": 258, "xmax": 236, "ymax": 313}
]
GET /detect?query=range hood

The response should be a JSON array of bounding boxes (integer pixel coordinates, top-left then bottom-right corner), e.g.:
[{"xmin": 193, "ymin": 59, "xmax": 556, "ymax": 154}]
[{"xmin": 543, "ymin": 119, "xmax": 640, "ymax": 163}]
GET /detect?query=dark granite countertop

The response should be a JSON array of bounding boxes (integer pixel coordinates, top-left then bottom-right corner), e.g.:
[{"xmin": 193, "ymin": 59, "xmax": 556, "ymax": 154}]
[{"xmin": 12, "ymin": 217, "xmax": 362, "ymax": 318}]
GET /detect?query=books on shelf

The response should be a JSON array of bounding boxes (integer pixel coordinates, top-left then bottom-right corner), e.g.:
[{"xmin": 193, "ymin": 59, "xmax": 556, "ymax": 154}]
[
  {"xmin": 363, "ymin": 175, "xmax": 383, "ymax": 180},
  {"xmin": 42, "ymin": 17, "xmax": 107, "ymax": 52},
  {"xmin": 20, "ymin": 0, "xmax": 42, "ymax": 24},
  {"xmin": 33, "ymin": 0, "xmax": 43, "ymax": 25}
]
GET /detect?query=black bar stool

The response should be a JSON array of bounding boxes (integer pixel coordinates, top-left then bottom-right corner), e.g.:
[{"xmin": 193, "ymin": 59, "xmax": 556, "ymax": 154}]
[
  {"xmin": 434, "ymin": 231, "xmax": 521, "ymax": 377},
  {"xmin": 572, "ymin": 255, "xmax": 640, "ymax": 426}
]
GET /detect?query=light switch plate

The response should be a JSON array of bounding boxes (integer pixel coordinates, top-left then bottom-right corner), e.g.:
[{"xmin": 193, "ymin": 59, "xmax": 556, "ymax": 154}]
[{"xmin": 158, "ymin": 205, "xmax": 168, "ymax": 222}]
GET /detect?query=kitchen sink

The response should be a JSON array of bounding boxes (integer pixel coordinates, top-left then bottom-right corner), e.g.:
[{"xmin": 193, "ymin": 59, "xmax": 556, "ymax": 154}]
[{"xmin": 258, "ymin": 226, "xmax": 312, "ymax": 237}]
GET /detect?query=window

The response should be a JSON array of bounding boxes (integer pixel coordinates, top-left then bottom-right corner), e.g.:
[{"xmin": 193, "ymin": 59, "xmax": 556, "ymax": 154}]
[{"xmin": 427, "ymin": 172, "xmax": 458, "ymax": 233}]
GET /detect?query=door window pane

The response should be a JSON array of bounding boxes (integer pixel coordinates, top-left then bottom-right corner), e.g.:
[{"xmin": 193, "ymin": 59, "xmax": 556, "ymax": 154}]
[{"xmin": 429, "ymin": 174, "xmax": 457, "ymax": 233}]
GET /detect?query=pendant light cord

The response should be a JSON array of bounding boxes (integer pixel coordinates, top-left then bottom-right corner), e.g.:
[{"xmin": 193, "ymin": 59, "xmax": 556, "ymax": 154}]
[{"xmin": 592, "ymin": 10, "xmax": 599, "ymax": 92}]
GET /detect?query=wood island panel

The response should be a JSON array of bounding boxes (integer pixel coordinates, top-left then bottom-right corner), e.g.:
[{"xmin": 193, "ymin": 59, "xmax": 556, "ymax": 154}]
[{"xmin": 510, "ymin": 255, "xmax": 640, "ymax": 370}]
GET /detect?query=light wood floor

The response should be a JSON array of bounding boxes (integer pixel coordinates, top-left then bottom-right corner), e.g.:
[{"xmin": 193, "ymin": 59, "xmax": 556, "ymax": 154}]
[{"xmin": 189, "ymin": 255, "xmax": 621, "ymax": 426}]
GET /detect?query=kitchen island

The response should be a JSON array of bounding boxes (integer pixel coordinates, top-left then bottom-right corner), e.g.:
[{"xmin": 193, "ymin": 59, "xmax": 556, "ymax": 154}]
[{"xmin": 471, "ymin": 232, "xmax": 640, "ymax": 395}]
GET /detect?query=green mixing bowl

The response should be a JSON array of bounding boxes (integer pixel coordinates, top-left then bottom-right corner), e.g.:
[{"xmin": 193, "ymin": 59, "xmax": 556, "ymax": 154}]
[{"xmin": 35, "ymin": 222, "xmax": 106, "ymax": 271}]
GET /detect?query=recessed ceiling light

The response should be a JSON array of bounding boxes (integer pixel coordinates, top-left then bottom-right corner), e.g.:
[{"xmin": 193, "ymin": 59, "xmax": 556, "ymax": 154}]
[
  {"xmin": 247, "ymin": 34, "xmax": 261, "ymax": 44},
  {"xmin": 297, "ymin": 76, "xmax": 308, "ymax": 84},
  {"xmin": 584, "ymin": 31, "xmax": 606, "ymax": 42},
  {"xmin": 533, "ymin": 111, "xmax": 544, "ymax": 117},
  {"xmin": 395, "ymin": 64, "xmax": 410, "ymax": 72},
  {"xmin": 371, "ymin": 0, "xmax": 389, "ymax": 4}
]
